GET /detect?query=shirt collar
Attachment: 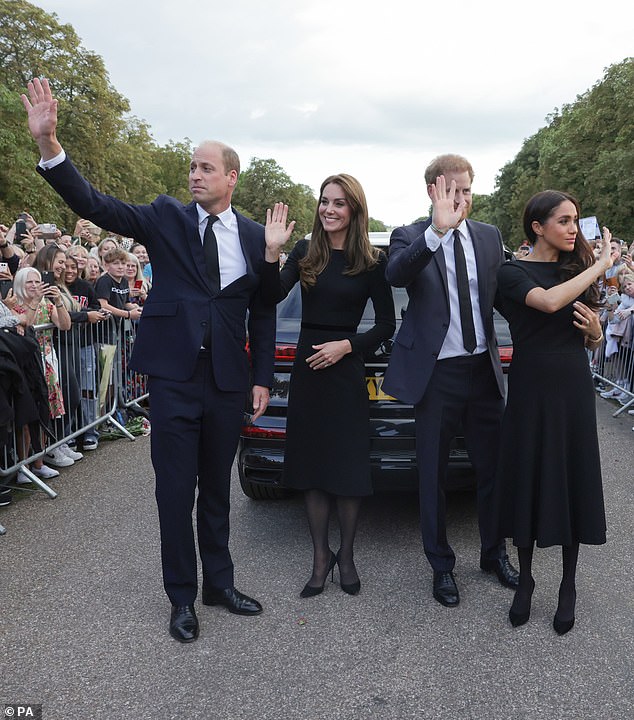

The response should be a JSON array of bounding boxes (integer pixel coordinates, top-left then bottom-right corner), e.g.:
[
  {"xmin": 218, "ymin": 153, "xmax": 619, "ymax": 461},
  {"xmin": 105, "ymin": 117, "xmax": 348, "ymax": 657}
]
[{"xmin": 196, "ymin": 204, "xmax": 235, "ymax": 229}]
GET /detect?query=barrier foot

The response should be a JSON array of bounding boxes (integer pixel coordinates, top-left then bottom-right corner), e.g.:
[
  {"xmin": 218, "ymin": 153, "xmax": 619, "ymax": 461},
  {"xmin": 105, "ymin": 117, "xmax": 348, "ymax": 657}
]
[
  {"xmin": 0, "ymin": 522, "xmax": 6, "ymax": 535},
  {"xmin": 17, "ymin": 466, "xmax": 58, "ymax": 499},
  {"xmin": 107, "ymin": 415, "xmax": 136, "ymax": 441}
]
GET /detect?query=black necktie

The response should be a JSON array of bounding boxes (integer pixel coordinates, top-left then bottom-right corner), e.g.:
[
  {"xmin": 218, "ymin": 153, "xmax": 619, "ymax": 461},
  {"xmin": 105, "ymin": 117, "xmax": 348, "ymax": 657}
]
[
  {"xmin": 203, "ymin": 214, "xmax": 220, "ymax": 295},
  {"xmin": 453, "ymin": 229, "xmax": 477, "ymax": 354}
]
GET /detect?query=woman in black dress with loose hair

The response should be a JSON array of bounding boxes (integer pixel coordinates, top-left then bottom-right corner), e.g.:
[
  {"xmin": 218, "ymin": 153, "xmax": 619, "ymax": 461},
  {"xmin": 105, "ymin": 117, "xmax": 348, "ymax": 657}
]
[
  {"xmin": 496, "ymin": 190, "xmax": 612, "ymax": 634},
  {"xmin": 264, "ymin": 175, "xmax": 395, "ymax": 598}
]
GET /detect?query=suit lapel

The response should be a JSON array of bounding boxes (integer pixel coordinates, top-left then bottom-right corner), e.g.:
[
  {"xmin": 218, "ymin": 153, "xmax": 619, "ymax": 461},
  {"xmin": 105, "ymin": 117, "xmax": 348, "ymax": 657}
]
[
  {"xmin": 234, "ymin": 211, "xmax": 256, "ymax": 278},
  {"xmin": 466, "ymin": 220, "xmax": 489, "ymax": 312},
  {"xmin": 426, "ymin": 220, "xmax": 450, "ymax": 306},
  {"xmin": 186, "ymin": 202, "xmax": 213, "ymax": 291}
]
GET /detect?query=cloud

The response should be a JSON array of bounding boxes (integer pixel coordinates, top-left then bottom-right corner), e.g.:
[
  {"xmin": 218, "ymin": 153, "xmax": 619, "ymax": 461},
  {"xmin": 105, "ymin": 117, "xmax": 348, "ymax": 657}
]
[{"xmin": 33, "ymin": 0, "xmax": 634, "ymax": 223}]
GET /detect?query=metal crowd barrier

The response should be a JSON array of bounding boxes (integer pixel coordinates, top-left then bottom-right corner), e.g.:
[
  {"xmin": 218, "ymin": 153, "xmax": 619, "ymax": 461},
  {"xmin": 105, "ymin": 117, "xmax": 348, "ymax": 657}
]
[
  {"xmin": 589, "ymin": 314, "xmax": 634, "ymax": 416},
  {"xmin": 0, "ymin": 314, "xmax": 147, "ymax": 535}
]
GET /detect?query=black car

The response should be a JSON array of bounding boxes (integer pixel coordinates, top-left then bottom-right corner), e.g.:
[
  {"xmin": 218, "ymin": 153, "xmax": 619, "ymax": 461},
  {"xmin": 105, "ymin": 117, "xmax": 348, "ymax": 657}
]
[{"xmin": 238, "ymin": 241, "xmax": 512, "ymax": 500}]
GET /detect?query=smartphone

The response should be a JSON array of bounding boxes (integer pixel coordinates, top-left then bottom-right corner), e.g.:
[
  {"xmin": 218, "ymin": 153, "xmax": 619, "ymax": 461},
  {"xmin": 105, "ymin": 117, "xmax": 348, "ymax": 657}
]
[
  {"xmin": 134, "ymin": 280, "xmax": 143, "ymax": 290},
  {"xmin": 39, "ymin": 223, "xmax": 57, "ymax": 239},
  {"xmin": 0, "ymin": 262, "xmax": 8, "ymax": 273},
  {"xmin": 15, "ymin": 219, "xmax": 28, "ymax": 242},
  {"xmin": 41, "ymin": 271, "xmax": 55, "ymax": 285},
  {"xmin": 0, "ymin": 280, "xmax": 12, "ymax": 299}
]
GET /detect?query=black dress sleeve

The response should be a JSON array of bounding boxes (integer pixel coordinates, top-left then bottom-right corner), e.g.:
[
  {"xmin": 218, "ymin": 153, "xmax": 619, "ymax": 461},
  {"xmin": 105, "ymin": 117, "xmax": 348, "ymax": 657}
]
[{"xmin": 349, "ymin": 253, "xmax": 396, "ymax": 354}]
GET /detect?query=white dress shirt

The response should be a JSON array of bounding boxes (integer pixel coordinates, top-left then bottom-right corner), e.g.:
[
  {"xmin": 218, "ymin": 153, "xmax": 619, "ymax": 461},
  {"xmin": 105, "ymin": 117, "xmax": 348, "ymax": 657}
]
[
  {"xmin": 196, "ymin": 205, "xmax": 246, "ymax": 289},
  {"xmin": 425, "ymin": 220, "xmax": 487, "ymax": 359}
]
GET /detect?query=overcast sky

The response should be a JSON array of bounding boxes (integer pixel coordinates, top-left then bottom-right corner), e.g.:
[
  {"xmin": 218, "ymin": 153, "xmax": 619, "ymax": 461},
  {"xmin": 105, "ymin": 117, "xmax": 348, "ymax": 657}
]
[{"xmin": 34, "ymin": 0, "xmax": 633, "ymax": 226}]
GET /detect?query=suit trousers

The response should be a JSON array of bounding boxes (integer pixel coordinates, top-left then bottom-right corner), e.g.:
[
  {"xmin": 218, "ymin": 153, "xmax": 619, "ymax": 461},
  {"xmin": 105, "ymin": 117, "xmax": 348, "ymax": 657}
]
[
  {"xmin": 148, "ymin": 351, "xmax": 245, "ymax": 605},
  {"xmin": 414, "ymin": 352, "xmax": 505, "ymax": 572}
]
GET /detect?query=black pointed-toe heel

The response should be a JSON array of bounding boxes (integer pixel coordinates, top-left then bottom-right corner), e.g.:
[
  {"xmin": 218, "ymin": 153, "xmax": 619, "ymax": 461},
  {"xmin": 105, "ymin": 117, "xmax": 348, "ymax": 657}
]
[
  {"xmin": 335, "ymin": 550, "xmax": 361, "ymax": 596},
  {"xmin": 300, "ymin": 551, "xmax": 336, "ymax": 598},
  {"xmin": 508, "ymin": 577, "xmax": 535, "ymax": 628},
  {"xmin": 553, "ymin": 615, "xmax": 575, "ymax": 635},
  {"xmin": 553, "ymin": 587, "xmax": 576, "ymax": 635}
]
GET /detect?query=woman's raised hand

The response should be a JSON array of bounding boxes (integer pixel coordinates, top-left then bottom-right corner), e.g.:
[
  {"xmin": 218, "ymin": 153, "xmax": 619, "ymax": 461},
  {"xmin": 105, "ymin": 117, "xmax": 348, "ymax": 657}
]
[
  {"xmin": 265, "ymin": 203, "xmax": 295, "ymax": 261},
  {"xmin": 596, "ymin": 226, "xmax": 613, "ymax": 272}
]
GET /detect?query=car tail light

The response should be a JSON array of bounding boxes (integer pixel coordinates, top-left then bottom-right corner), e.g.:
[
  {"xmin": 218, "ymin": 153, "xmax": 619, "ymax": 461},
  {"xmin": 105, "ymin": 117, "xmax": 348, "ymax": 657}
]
[
  {"xmin": 498, "ymin": 347, "xmax": 513, "ymax": 364},
  {"xmin": 242, "ymin": 425, "xmax": 286, "ymax": 439},
  {"xmin": 275, "ymin": 344, "xmax": 297, "ymax": 361}
]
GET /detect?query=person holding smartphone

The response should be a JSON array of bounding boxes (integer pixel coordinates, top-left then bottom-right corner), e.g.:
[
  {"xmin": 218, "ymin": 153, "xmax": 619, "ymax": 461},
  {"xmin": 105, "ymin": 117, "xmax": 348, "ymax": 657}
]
[{"xmin": 125, "ymin": 252, "xmax": 149, "ymax": 305}]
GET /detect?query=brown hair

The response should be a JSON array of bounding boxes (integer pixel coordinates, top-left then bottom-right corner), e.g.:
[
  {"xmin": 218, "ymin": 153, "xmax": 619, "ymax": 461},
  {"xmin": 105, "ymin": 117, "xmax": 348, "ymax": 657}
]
[
  {"xmin": 299, "ymin": 174, "xmax": 379, "ymax": 288},
  {"xmin": 424, "ymin": 154, "xmax": 474, "ymax": 185},
  {"xmin": 103, "ymin": 247, "xmax": 129, "ymax": 265}
]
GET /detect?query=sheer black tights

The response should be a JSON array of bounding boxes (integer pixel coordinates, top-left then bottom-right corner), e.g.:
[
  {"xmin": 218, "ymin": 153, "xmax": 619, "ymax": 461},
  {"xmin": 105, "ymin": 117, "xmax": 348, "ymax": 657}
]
[{"xmin": 304, "ymin": 489, "xmax": 361, "ymax": 588}]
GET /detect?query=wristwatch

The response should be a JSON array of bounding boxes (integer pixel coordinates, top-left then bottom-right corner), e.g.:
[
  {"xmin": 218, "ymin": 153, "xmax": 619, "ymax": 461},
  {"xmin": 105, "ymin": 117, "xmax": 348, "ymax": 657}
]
[{"xmin": 0, "ymin": 242, "xmax": 8, "ymax": 249}]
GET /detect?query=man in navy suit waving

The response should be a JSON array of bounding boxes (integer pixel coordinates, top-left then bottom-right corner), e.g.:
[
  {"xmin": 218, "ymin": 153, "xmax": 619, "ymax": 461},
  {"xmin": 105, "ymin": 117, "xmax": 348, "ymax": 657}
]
[
  {"xmin": 22, "ymin": 78, "xmax": 294, "ymax": 642},
  {"xmin": 384, "ymin": 155, "xmax": 518, "ymax": 607}
]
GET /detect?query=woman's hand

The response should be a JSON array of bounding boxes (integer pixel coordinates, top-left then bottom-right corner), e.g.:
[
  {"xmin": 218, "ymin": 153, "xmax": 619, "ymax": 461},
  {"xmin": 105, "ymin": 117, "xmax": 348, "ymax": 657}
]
[
  {"xmin": 264, "ymin": 203, "xmax": 295, "ymax": 262},
  {"xmin": 307, "ymin": 340, "xmax": 352, "ymax": 370},
  {"xmin": 2, "ymin": 288, "xmax": 17, "ymax": 311},
  {"xmin": 43, "ymin": 284, "xmax": 62, "ymax": 301},
  {"xmin": 573, "ymin": 301, "xmax": 602, "ymax": 340},
  {"xmin": 615, "ymin": 307, "xmax": 634, "ymax": 321},
  {"xmin": 595, "ymin": 226, "xmax": 613, "ymax": 272},
  {"xmin": 428, "ymin": 175, "xmax": 465, "ymax": 234}
]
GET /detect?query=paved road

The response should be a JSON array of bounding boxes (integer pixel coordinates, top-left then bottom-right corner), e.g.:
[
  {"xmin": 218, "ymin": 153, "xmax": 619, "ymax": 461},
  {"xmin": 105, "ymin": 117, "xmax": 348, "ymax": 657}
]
[{"xmin": 1, "ymin": 399, "xmax": 632, "ymax": 720}]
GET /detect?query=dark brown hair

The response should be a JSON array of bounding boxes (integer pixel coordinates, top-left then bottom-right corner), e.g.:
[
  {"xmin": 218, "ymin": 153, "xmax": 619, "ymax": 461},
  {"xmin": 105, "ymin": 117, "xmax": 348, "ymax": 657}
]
[
  {"xmin": 523, "ymin": 190, "xmax": 601, "ymax": 309},
  {"xmin": 299, "ymin": 174, "xmax": 379, "ymax": 288}
]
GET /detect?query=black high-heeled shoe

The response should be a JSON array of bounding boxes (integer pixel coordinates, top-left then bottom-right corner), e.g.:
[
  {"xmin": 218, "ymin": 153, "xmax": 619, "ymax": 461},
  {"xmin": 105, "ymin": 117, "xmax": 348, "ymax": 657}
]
[
  {"xmin": 508, "ymin": 577, "xmax": 535, "ymax": 627},
  {"xmin": 553, "ymin": 615, "xmax": 575, "ymax": 635},
  {"xmin": 300, "ymin": 551, "xmax": 336, "ymax": 598},
  {"xmin": 335, "ymin": 550, "xmax": 361, "ymax": 596},
  {"xmin": 553, "ymin": 588, "xmax": 576, "ymax": 635}
]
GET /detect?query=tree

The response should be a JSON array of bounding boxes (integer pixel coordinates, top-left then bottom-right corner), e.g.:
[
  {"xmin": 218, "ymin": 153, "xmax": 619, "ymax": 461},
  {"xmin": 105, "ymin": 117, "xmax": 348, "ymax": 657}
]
[
  {"xmin": 233, "ymin": 158, "xmax": 316, "ymax": 243},
  {"xmin": 486, "ymin": 57, "xmax": 634, "ymax": 247}
]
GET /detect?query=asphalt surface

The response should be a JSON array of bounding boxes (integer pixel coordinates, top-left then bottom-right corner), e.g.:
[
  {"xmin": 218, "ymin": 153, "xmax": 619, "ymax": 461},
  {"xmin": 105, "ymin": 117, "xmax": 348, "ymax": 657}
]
[{"xmin": 1, "ymin": 398, "xmax": 633, "ymax": 720}]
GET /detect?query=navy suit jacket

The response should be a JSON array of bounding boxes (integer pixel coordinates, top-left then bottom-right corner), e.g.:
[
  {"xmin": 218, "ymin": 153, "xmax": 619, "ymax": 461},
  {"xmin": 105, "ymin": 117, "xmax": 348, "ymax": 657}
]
[
  {"xmin": 37, "ymin": 159, "xmax": 275, "ymax": 391},
  {"xmin": 383, "ymin": 218, "xmax": 505, "ymax": 405}
]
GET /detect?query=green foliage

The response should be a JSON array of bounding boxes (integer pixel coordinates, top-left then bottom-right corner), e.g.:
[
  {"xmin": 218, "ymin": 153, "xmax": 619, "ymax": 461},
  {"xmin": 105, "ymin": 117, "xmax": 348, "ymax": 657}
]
[
  {"xmin": 233, "ymin": 158, "xmax": 317, "ymax": 243},
  {"xmin": 488, "ymin": 57, "xmax": 634, "ymax": 248},
  {"xmin": 369, "ymin": 217, "xmax": 387, "ymax": 232}
]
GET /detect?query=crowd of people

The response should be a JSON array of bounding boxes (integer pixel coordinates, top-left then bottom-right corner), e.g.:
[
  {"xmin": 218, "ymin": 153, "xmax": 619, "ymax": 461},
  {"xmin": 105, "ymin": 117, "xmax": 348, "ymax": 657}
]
[
  {"xmin": 2, "ymin": 77, "xmax": 628, "ymax": 645},
  {"xmin": 0, "ymin": 214, "xmax": 152, "ymax": 509}
]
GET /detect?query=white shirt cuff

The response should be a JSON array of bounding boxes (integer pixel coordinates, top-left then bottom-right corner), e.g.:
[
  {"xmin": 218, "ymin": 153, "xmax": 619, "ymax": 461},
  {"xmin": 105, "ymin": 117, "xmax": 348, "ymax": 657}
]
[
  {"xmin": 424, "ymin": 225, "xmax": 451, "ymax": 252},
  {"xmin": 38, "ymin": 149, "xmax": 66, "ymax": 170}
]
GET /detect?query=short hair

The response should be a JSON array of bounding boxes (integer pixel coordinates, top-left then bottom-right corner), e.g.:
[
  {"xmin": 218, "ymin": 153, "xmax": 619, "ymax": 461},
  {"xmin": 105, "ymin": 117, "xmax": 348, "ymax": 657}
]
[
  {"xmin": 620, "ymin": 273, "xmax": 634, "ymax": 288},
  {"xmin": 195, "ymin": 140, "xmax": 240, "ymax": 175},
  {"xmin": 424, "ymin": 154, "xmax": 474, "ymax": 185},
  {"xmin": 103, "ymin": 247, "xmax": 129, "ymax": 265}
]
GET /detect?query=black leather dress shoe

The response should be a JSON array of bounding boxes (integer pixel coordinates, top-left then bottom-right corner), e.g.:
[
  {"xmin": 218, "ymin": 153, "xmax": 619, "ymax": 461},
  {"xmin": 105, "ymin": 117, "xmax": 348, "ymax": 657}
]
[
  {"xmin": 432, "ymin": 571, "xmax": 459, "ymax": 607},
  {"xmin": 480, "ymin": 554, "xmax": 519, "ymax": 589},
  {"xmin": 169, "ymin": 605, "xmax": 199, "ymax": 643},
  {"xmin": 202, "ymin": 587, "xmax": 263, "ymax": 616}
]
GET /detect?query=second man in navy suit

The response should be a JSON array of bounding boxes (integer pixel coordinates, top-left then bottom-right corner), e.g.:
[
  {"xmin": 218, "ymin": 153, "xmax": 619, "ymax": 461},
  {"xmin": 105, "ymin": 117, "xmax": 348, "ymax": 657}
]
[{"xmin": 384, "ymin": 154, "xmax": 518, "ymax": 607}]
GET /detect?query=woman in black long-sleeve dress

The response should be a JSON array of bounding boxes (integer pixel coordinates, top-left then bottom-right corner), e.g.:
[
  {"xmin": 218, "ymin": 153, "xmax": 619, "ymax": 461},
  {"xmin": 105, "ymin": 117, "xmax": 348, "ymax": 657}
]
[
  {"xmin": 264, "ymin": 175, "xmax": 395, "ymax": 597},
  {"xmin": 495, "ymin": 190, "xmax": 612, "ymax": 634}
]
